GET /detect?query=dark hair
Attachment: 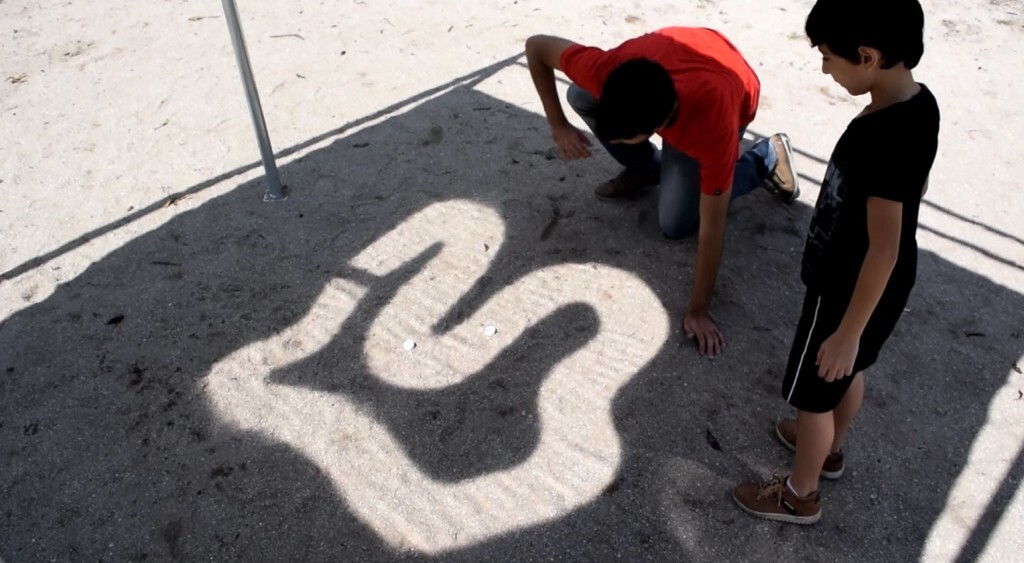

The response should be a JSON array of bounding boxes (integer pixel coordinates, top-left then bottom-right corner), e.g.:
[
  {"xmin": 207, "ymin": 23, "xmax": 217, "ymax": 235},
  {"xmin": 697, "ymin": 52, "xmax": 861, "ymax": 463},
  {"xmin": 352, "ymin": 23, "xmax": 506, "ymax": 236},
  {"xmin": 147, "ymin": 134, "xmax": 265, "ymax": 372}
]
[
  {"xmin": 805, "ymin": 0, "xmax": 925, "ymax": 69},
  {"xmin": 596, "ymin": 58, "xmax": 677, "ymax": 141}
]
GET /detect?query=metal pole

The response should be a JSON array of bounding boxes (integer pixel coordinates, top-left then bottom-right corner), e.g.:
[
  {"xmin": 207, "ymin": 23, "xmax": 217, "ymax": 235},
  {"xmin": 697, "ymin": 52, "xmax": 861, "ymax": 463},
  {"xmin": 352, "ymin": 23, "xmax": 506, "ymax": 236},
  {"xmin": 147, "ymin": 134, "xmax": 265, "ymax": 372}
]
[{"xmin": 222, "ymin": 0, "xmax": 288, "ymax": 202}]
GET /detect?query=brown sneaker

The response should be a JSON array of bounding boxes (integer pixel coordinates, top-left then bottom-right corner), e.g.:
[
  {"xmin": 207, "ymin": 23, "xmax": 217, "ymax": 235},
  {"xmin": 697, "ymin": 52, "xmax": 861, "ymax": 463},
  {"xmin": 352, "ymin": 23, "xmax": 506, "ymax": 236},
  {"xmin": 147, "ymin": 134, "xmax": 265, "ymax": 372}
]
[
  {"xmin": 594, "ymin": 167, "xmax": 660, "ymax": 199},
  {"xmin": 775, "ymin": 418, "xmax": 846, "ymax": 479},
  {"xmin": 765, "ymin": 133, "xmax": 800, "ymax": 203},
  {"xmin": 733, "ymin": 475, "xmax": 821, "ymax": 524}
]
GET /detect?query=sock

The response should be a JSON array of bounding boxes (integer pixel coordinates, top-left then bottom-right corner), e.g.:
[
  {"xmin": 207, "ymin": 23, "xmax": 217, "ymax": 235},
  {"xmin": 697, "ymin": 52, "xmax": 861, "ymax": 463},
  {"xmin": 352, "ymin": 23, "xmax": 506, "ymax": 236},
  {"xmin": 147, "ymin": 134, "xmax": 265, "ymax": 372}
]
[{"xmin": 786, "ymin": 476, "xmax": 806, "ymax": 497}]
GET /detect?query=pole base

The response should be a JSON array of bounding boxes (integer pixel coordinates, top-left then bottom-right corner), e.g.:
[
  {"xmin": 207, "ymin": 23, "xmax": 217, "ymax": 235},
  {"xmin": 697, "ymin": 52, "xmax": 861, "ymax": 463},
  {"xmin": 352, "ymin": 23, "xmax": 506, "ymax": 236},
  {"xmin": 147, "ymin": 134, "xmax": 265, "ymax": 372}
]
[{"xmin": 263, "ymin": 184, "xmax": 289, "ymax": 202}]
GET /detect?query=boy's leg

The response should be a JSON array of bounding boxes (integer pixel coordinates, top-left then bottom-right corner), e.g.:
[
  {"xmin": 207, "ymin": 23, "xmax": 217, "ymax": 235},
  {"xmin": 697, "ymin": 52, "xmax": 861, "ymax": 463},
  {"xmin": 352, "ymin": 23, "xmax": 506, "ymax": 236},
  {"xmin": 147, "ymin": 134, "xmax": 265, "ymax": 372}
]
[
  {"xmin": 565, "ymin": 85, "xmax": 660, "ymax": 172},
  {"xmin": 659, "ymin": 129, "xmax": 797, "ymax": 239},
  {"xmin": 732, "ymin": 292, "xmax": 852, "ymax": 524},
  {"xmin": 832, "ymin": 372, "xmax": 864, "ymax": 452},
  {"xmin": 790, "ymin": 410, "xmax": 834, "ymax": 497},
  {"xmin": 658, "ymin": 130, "xmax": 772, "ymax": 239},
  {"xmin": 788, "ymin": 372, "xmax": 862, "ymax": 495},
  {"xmin": 734, "ymin": 132, "xmax": 801, "ymax": 203},
  {"xmin": 658, "ymin": 142, "xmax": 701, "ymax": 239},
  {"xmin": 729, "ymin": 132, "xmax": 777, "ymax": 200}
]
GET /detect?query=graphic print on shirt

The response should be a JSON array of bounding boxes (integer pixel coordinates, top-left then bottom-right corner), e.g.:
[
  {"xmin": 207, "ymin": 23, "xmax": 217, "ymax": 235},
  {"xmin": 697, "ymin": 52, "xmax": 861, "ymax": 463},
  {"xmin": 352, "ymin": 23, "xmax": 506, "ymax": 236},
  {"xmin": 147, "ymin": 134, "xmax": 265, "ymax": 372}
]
[{"xmin": 804, "ymin": 160, "xmax": 847, "ymax": 277}]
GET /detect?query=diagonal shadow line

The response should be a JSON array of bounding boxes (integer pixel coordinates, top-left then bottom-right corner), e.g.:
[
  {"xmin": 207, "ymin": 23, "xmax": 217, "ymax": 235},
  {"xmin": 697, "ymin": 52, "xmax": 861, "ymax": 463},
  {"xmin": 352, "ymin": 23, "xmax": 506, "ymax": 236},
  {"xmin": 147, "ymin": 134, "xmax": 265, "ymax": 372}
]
[
  {"xmin": 747, "ymin": 128, "xmax": 830, "ymax": 166},
  {"xmin": 513, "ymin": 60, "xmax": 574, "ymax": 88},
  {"xmin": 953, "ymin": 442, "xmax": 1024, "ymax": 563},
  {"xmin": 498, "ymin": 77, "xmax": 834, "ymax": 170},
  {"xmin": 468, "ymin": 82, "xmax": 1023, "ymax": 277},
  {"xmin": 0, "ymin": 52, "xmax": 526, "ymax": 283},
  {"xmin": 923, "ymin": 200, "xmax": 1024, "ymax": 247},
  {"xmin": 782, "ymin": 150, "xmax": 1023, "ymax": 273},
  {"xmin": 799, "ymin": 171, "xmax": 822, "ymax": 186},
  {"xmin": 516, "ymin": 78, "xmax": 832, "ymax": 171},
  {"xmin": 920, "ymin": 224, "xmax": 1024, "ymax": 272},
  {"xmin": 756, "ymin": 128, "xmax": 1024, "ymax": 251}
]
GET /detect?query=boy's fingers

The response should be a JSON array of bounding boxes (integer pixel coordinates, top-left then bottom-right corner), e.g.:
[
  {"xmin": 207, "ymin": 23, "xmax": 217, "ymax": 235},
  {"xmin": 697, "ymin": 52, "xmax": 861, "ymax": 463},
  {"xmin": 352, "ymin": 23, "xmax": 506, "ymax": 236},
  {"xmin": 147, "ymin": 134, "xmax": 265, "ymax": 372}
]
[{"xmin": 711, "ymin": 331, "xmax": 721, "ymax": 354}]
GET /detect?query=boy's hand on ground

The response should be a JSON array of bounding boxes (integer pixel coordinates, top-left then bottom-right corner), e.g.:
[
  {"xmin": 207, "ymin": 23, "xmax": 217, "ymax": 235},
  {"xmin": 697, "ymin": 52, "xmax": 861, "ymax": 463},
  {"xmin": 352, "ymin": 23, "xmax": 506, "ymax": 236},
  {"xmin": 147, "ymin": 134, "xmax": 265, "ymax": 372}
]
[
  {"xmin": 683, "ymin": 311, "xmax": 725, "ymax": 357},
  {"xmin": 552, "ymin": 123, "xmax": 592, "ymax": 160},
  {"xmin": 816, "ymin": 332, "xmax": 858, "ymax": 382}
]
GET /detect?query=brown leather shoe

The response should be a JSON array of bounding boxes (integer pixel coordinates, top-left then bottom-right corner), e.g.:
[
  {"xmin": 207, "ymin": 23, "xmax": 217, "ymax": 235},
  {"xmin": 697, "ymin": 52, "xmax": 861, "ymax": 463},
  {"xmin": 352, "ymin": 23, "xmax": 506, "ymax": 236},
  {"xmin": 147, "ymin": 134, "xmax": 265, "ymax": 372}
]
[
  {"xmin": 775, "ymin": 418, "xmax": 845, "ymax": 479},
  {"xmin": 765, "ymin": 133, "xmax": 800, "ymax": 203},
  {"xmin": 594, "ymin": 167, "xmax": 660, "ymax": 199},
  {"xmin": 733, "ymin": 475, "xmax": 821, "ymax": 524}
]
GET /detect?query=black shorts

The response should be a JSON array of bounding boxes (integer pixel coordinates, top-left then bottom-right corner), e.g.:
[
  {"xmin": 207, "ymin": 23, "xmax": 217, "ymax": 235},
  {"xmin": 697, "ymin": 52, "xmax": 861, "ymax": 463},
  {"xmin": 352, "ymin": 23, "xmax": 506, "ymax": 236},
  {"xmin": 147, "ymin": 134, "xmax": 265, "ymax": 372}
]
[{"xmin": 781, "ymin": 290, "xmax": 906, "ymax": 413}]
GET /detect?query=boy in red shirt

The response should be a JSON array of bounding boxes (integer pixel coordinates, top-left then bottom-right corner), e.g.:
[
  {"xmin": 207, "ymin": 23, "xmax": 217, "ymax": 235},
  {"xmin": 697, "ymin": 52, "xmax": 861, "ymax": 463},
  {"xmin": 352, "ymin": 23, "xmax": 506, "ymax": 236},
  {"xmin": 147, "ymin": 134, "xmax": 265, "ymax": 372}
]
[{"xmin": 526, "ymin": 28, "xmax": 798, "ymax": 355}]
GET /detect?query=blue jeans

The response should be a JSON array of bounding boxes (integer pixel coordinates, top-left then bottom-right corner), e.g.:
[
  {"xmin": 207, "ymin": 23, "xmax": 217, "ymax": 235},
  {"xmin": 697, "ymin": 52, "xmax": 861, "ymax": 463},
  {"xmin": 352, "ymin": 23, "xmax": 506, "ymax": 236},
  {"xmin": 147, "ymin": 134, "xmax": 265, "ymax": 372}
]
[{"xmin": 566, "ymin": 84, "xmax": 777, "ymax": 239}]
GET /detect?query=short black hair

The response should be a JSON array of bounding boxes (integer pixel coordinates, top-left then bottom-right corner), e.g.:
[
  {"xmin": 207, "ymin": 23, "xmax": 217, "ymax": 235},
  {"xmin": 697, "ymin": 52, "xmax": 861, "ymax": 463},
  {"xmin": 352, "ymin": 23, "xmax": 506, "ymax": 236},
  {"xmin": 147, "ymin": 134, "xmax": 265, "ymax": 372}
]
[
  {"xmin": 596, "ymin": 58, "xmax": 677, "ymax": 141},
  {"xmin": 805, "ymin": 0, "xmax": 925, "ymax": 69}
]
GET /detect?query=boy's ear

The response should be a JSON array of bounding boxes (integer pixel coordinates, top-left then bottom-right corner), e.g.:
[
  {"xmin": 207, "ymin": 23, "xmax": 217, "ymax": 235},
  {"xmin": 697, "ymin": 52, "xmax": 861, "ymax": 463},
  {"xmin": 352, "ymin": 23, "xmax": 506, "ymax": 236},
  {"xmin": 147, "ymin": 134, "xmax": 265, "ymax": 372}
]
[{"xmin": 857, "ymin": 46, "xmax": 884, "ymax": 69}]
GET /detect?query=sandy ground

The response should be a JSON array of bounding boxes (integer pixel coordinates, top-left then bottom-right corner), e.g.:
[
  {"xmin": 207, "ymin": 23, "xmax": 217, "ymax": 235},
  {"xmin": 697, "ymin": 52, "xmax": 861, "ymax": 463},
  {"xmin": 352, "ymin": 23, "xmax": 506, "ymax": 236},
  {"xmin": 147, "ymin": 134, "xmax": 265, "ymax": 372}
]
[{"xmin": 1, "ymin": 0, "xmax": 1023, "ymax": 561}]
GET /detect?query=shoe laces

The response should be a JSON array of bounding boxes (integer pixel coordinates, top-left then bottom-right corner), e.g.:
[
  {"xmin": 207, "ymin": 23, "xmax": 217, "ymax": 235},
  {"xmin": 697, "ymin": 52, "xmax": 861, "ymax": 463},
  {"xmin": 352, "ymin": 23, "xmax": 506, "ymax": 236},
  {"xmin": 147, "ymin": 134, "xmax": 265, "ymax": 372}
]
[{"xmin": 755, "ymin": 475, "xmax": 787, "ymax": 501}]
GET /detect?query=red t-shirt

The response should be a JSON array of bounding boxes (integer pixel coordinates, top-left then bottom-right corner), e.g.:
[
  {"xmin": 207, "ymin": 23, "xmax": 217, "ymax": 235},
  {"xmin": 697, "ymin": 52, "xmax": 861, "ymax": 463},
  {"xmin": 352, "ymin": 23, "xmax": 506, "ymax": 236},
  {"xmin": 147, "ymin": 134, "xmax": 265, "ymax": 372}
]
[{"xmin": 559, "ymin": 27, "xmax": 761, "ymax": 195}]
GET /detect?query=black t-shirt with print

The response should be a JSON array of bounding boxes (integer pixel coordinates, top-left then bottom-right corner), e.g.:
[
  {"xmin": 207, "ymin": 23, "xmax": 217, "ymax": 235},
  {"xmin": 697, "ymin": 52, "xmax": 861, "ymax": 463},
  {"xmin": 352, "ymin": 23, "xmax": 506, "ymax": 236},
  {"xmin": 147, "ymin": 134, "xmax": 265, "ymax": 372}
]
[{"xmin": 801, "ymin": 84, "xmax": 940, "ymax": 305}]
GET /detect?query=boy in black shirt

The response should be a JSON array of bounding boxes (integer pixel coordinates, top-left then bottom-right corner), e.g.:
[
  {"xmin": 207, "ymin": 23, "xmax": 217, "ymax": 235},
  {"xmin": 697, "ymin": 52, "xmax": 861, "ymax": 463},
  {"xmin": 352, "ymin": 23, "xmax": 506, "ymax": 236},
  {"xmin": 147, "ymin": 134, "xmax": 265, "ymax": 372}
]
[{"xmin": 733, "ymin": 0, "xmax": 940, "ymax": 524}]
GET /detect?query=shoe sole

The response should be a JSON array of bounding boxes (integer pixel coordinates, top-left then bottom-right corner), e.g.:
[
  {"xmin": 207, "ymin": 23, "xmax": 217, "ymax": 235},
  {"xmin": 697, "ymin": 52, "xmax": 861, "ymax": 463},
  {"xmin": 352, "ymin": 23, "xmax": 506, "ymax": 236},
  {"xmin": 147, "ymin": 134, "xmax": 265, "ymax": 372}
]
[
  {"xmin": 771, "ymin": 133, "xmax": 800, "ymax": 204},
  {"xmin": 732, "ymin": 493, "xmax": 821, "ymax": 525},
  {"xmin": 774, "ymin": 425, "xmax": 845, "ymax": 480}
]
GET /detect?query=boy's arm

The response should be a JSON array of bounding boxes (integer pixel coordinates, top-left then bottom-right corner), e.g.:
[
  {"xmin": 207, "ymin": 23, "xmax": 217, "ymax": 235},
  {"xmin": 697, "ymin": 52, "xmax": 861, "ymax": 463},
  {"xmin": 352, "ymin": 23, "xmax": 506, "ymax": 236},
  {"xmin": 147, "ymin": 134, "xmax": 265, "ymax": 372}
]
[
  {"xmin": 524, "ymin": 35, "xmax": 592, "ymax": 160},
  {"xmin": 683, "ymin": 191, "xmax": 730, "ymax": 356},
  {"xmin": 816, "ymin": 196, "xmax": 903, "ymax": 381}
]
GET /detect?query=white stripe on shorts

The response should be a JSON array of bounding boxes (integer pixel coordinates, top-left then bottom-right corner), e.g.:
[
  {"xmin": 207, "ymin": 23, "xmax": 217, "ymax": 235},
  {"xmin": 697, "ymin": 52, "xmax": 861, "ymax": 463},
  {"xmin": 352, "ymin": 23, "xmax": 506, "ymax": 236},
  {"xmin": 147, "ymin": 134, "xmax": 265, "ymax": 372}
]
[{"xmin": 786, "ymin": 296, "xmax": 822, "ymax": 403}]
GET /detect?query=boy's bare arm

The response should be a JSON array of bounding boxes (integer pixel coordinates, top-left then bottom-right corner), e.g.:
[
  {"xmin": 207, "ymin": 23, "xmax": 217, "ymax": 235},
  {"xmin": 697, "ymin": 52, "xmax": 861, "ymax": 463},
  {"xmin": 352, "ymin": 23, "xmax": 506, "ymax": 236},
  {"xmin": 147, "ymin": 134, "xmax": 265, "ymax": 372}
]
[
  {"xmin": 524, "ymin": 35, "xmax": 592, "ymax": 160},
  {"xmin": 683, "ymin": 192, "xmax": 731, "ymax": 356},
  {"xmin": 816, "ymin": 196, "xmax": 903, "ymax": 381}
]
